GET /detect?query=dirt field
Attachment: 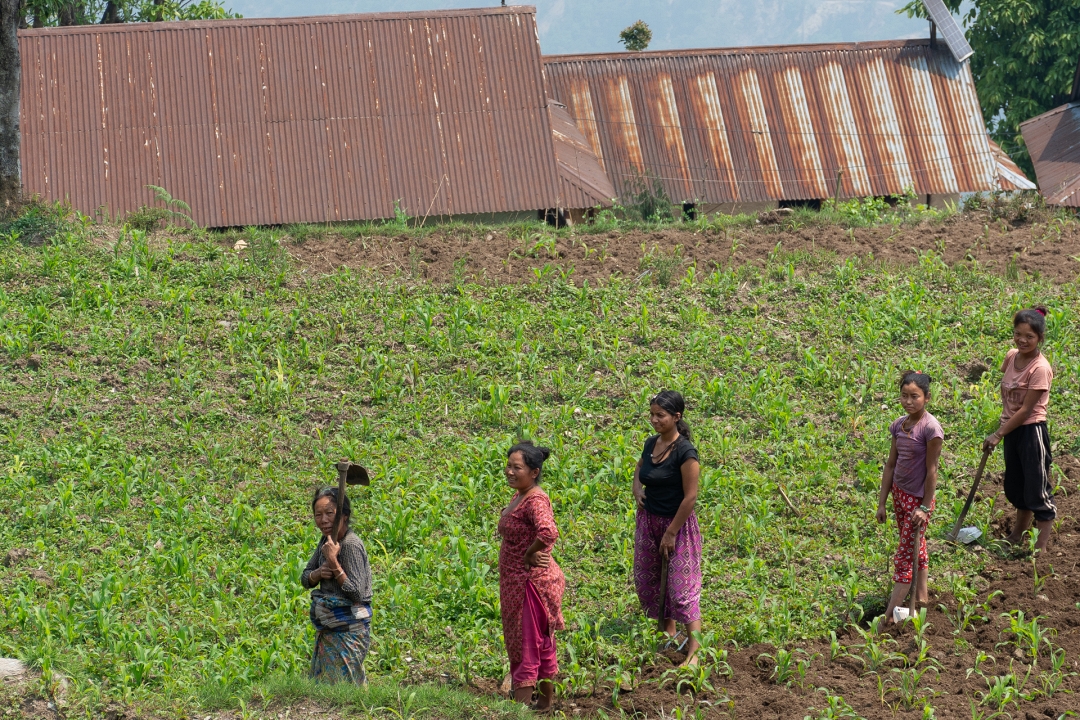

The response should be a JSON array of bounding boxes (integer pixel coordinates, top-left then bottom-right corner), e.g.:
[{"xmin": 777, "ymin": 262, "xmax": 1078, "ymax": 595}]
[{"xmin": 282, "ymin": 209, "xmax": 1080, "ymax": 286}]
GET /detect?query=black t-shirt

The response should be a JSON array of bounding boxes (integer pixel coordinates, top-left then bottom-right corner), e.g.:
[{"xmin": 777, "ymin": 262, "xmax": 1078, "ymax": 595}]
[{"xmin": 639, "ymin": 435, "xmax": 699, "ymax": 517}]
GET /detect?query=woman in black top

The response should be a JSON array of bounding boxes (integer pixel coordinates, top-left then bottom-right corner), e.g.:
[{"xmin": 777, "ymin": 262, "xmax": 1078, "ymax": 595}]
[{"xmin": 632, "ymin": 390, "xmax": 703, "ymax": 666}]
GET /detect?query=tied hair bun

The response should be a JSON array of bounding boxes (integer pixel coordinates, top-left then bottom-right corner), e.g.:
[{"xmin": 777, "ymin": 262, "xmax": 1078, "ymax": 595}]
[
  {"xmin": 1013, "ymin": 307, "xmax": 1047, "ymax": 340},
  {"xmin": 899, "ymin": 369, "xmax": 932, "ymax": 394}
]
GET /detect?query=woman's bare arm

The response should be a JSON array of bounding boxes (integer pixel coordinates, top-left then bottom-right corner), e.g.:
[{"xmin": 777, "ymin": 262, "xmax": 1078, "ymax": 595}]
[{"xmin": 660, "ymin": 459, "xmax": 699, "ymax": 555}]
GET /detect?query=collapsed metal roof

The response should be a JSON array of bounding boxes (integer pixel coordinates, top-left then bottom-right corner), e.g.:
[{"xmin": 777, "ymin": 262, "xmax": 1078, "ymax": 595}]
[
  {"xmin": 548, "ymin": 101, "xmax": 616, "ymax": 209},
  {"xmin": 18, "ymin": 7, "xmax": 563, "ymax": 227},
  {"xmin": 1020, "ymin": 102, "xmax": 1080, "ymax": 207},
  {"xmin": 987, "ymin": 138, "xmax": 1036, "ymax": 192},
  {"xmin": 544, "ymin": 40, "xmax": 998, "ymax": 205}
]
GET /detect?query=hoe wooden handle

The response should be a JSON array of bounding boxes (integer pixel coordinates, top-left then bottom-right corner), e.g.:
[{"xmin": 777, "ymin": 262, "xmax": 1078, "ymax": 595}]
[
  {"xmin": 657, "ymin": 553, "xmax": 670, "ymax": 634},
  {"xmin": 909, "ymin": 523, "xmax": 922, "ymax": 616},
  {"xmin": 334, "ymin": 460, "xmax": 349, "ymax": 540},
  {"xmin": 946, "ymin": 448, "xmax": 991, "ymax": 543}
]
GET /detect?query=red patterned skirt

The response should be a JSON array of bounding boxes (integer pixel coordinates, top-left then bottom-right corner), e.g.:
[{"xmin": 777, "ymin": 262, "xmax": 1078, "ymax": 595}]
[{"xmin": 892, "ymin": 485, "xmax": 934, "ymax": 584}]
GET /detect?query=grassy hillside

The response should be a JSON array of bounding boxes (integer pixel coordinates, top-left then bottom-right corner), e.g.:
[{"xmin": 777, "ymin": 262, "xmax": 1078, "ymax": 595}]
[{"xmin": 0, "ymin": 204, "xmax": 1078, "ymax": 717}]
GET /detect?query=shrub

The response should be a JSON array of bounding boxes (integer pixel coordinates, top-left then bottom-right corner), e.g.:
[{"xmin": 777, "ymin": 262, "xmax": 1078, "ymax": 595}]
[
  {"xmin": 125, "ymin": 205, "xmax": 172, "ymax": 232},
  {"xmin": 624, "ymin": 169, "xmax": 673, "ymax": 222}
]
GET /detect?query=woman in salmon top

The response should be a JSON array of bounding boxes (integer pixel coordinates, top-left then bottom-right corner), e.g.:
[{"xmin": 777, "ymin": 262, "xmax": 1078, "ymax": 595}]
[
  {"xmin": 983, "ymin": 307, "xmax": 1055, "ymax": 551},
  {"xmin": 498, "ymin": 441, "xmax": 565, "ymax": 710}
]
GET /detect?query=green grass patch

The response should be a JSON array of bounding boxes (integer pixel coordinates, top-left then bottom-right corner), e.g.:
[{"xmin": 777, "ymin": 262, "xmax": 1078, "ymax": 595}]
[
  {"xmin": 223, "ymin": 675, "xmax": 527, "ymax": 719},
  {"xmin": 0, "ymin": 212, "xmax": 1077, "ymax": 717}
]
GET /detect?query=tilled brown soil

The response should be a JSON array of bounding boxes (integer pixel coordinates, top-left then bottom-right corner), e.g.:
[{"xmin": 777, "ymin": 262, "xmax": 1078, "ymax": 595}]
[
  {"xmin": 468, "ymin": 459, "xmax": 1080, "ymax": 719},
  {"xmin": 281, "ymin": 208, "xmax": 1080, "ymax": 286}
]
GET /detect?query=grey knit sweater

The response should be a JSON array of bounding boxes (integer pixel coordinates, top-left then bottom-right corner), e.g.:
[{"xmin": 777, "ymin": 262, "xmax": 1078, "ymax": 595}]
[{"xmin": 300, "ymin": 531, "xmax": 373, "ymax": 606}]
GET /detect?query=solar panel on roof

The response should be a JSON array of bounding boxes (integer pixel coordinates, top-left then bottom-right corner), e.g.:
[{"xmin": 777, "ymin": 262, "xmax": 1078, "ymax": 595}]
[{"xmin": 923, "ymin": 0, "xmax": 973, "ymax": 63}]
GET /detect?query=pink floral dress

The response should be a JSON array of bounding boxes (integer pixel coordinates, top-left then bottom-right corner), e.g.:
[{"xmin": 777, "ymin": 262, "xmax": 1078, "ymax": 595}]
[{"xmin": 498, "ymin": 488, "xmax": 565, "ymax": 663}]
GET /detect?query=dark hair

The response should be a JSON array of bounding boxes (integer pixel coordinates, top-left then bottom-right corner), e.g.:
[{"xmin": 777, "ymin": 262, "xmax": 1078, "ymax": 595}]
[
  {"xmin": 311, "ymin": 487, "xmax": 351, "ymax": 528},
  {"xmin": 507, "ymin": 441, "xmax": 552, "ymax": 483},
  {"xmin": 650, "ymin": 390, "xmax": 692, "ymax": 441},
  {"xmin": 899, "ymin": 370, "xmax": 932, "ymax": 397},
  {"xmin": 1013, "ymin": 307, "xmax": 1047, "ymax": 341}
]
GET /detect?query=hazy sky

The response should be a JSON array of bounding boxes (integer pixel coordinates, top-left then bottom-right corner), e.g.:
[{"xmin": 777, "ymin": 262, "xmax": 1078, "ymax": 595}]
[{"xmin": 226, "ymin": 0, "xmax": 936, "ymax": 55}]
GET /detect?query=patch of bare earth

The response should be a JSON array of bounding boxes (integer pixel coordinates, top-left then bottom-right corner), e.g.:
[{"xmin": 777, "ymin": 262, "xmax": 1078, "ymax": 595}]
[{"xmin": 280, "ymin": 210, "xmax": 1080, "ymax": 286}]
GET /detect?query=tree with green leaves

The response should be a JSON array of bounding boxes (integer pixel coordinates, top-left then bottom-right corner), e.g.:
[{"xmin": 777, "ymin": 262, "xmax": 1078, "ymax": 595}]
[
  {"xmin": 619, "ymin": 19, "xmax": 652, "ymax": 52},
  {"xmin": 902, "ymin": 0, "xmax": 1080, "ymax": 175},
  {"xmin": 19, "ymin": 0, "xmax": 238, "ymax": 27},
  {"xmin": 0, "ymin": 0, "xmax": 237, "ymax": 209}
]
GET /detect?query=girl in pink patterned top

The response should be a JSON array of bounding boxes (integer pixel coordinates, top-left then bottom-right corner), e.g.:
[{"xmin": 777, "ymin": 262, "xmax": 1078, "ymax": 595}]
[
  {"xmin": 498, "ymin": 441, "xmax": 565, "ymax": 710},
  {"xmin": 876, "ymin": 371, "xmax": 943, "ymax": 625}
]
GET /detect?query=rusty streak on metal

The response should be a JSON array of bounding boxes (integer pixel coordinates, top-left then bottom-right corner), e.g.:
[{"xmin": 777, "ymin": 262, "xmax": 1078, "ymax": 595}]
[
  {"xmin": 18, "ymin": 7, "xmax": 562, "ymax": 227},
  {"xmin": 544, "ymin": 40, "xmax": 997, "ymax": 204}
]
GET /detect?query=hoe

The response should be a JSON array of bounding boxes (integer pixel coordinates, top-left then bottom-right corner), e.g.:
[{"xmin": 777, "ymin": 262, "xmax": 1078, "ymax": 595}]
[
  {"xmin": 333, "ymin": 459, "xmax": 370, "ymax": 539},
  {"xmin": 945, "ymin": 448, "xmax": 991, "ymax": 544}
]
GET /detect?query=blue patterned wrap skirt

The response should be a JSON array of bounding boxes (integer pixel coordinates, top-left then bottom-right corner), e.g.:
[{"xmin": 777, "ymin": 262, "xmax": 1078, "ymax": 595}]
[{"xmin": 309, "ymin": 595, "xmax": 372, "ymax": 685}]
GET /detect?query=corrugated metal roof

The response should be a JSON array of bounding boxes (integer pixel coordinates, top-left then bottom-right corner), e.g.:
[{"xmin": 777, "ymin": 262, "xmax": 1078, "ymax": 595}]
[
  {"xmin": 543, "ymin": 40, "xmax": 997, "ymax": 204},
  {"xmin": 18, "ymin": 7, "xmax": 562, "ymax": 227},
  {"xmin": 987, "ymin": 138, "xmax": 1036, "ymax": 192},
  {"xmin": 1020, "ymin": 102, "xmax": 1080, "ymax": 207},
  {"xmin": 548, "ymin": 101, "xmax": 616, "ymax": 208}
]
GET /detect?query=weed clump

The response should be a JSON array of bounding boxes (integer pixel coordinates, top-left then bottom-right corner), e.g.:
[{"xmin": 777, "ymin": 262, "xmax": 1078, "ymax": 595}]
[
  {"xmin": 0, "ymin": 199, "xmax": 77, "ymax": 245},
  {"xmin": 125, "ymin": 205, "xmax": 172, "ymax": 232},
  {"xmin": 638, "ymin": 242, "xmax": 683, "ymax": 287},
  {"xmin": 125, "ymin": 185, "xmax": 197, "ymax": 232}
]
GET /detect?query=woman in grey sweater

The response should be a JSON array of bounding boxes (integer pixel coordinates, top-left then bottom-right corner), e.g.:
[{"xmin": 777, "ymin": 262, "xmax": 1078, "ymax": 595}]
[{"xmin": 301, "ymin": 487, "xmax": 373, "ymax": 684}]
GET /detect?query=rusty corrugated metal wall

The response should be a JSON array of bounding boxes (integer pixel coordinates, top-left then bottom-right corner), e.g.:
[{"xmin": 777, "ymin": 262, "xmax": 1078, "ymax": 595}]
[
  {"xmin": 1020, "ymin": 103, "xmax": 1080, "ymax": 207},
  {"xmin": 544, "ymin": 40, "xmax": 997, "ymax": 204},
  {"xmin": 18, "ymin": 8, "xmax": 561, "ymax": 227}
]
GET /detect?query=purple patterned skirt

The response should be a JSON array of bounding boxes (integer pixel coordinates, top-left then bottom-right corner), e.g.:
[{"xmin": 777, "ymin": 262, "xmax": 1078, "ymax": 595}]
[{"xmin": 633, "ymin": 509, "xmax": 703, "ymax": 624}]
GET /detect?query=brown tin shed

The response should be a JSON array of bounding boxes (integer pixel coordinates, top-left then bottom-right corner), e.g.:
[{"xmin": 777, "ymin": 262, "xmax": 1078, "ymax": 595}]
[{"xmin": 18, "ymin": 7, "xmax": 566, "ymax": 227}]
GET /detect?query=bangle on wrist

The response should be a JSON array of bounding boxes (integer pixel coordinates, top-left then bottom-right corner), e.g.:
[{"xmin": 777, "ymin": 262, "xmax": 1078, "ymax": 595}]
[{"xmin": 918, "ymin": 504, "xmax": 931, "ymax": 514}]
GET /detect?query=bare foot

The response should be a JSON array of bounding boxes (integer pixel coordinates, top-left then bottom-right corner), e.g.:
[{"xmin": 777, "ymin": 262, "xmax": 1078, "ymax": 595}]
[
  {"xmin": 531, "ymin": 682, "xmax": 554, "ymax": 712},
  {"xmin": 679, "ymin": 653, "xmax": 700, "ymax": 669}
]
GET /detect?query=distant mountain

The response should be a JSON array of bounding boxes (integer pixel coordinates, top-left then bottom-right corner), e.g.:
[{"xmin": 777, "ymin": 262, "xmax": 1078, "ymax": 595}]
[{"xmin": 229, "ymin": 0, "xmax": 931, "ymax": 54}]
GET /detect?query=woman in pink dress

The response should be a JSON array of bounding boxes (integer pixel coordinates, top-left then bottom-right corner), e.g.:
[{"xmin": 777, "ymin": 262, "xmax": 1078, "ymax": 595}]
[{"xmin": 498, "ymin": 441, "xmax": 565, "ymax": 710}]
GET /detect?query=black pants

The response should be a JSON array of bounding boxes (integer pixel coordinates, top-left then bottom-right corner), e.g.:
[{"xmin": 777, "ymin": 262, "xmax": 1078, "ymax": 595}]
[{"xmin": 1002, "ymin": 422, "xmax": 1056, "ymax": 522}]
